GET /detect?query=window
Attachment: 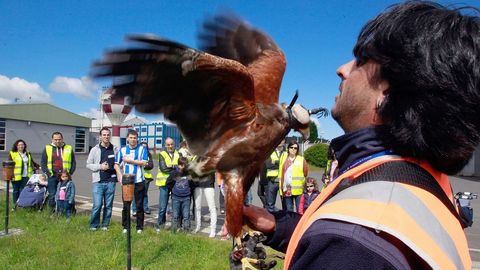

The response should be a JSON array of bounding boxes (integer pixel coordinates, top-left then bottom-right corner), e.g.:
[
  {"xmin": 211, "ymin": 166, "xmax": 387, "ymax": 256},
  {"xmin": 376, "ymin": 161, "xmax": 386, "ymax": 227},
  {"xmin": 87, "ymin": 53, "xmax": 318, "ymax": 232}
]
[
  {"xmin": 156, "ymin": 126, "xmax": 162, "ymax": 133},
  {"xmin": 156, "ymin": 138, "xmax": 162, "ymax": 145},
  {"xmin": 140, "ymin": 137, "xmax": 147, "ymax": 142},
  {"xmin": 74, "ymin": 128, "xmax": 86, "ymax": 153},
  {"xmin": 0, "ymin": 119, "xmax": 5, "ymax": 151}
]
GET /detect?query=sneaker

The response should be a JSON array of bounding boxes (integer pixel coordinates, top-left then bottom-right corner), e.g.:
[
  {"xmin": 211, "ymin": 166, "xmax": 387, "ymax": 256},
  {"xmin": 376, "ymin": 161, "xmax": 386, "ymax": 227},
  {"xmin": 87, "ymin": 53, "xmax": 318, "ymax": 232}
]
[
  {"xmin": 122, "ymin": 229, "xmax": 128, "ymax": 234},
  {"xmin": 89, "ymin": 227, "xmax": 97, "ymax": 231},
  {"xmin": 132, "ymin": 212, "xmax": 137, "ymax": 217},
  {"xmin": 145, "ymin": 209, "xmax": 151, "ymax": 215},
  {"xmin": 193, "ymin": 226, "xmax": 201, "ymax": 234},
  {"xmin": 137, "ymin": 229, "xmax": 143, "ymax": 234},
  {"xmin": 209, "ymin": 230, "xmax": 216, "ymax": 238},
  {"xmin": 101, "ymin": 227, "xmax": 108, "ymax": 231}
]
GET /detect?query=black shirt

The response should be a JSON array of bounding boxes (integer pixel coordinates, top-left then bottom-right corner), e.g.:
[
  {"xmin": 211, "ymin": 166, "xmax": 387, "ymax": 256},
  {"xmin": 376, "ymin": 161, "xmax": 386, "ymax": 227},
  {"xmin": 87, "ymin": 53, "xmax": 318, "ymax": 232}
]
[{"xmin": 99, "ymin": 143, "xmax": 116, "ymax": 182}]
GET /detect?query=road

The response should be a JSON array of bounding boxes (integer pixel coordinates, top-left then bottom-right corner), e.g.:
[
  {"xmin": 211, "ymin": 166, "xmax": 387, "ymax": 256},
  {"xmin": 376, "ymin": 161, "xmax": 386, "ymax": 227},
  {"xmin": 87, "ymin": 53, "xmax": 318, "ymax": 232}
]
[{"xmin": 1, "ymin": 153, "xmax": 479, "ymax": 264}]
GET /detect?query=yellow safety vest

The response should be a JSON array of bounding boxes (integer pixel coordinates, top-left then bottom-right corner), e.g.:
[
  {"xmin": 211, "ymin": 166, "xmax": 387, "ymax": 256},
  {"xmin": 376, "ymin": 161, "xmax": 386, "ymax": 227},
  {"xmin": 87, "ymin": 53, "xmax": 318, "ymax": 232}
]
[
  {"xmin": 278, "ymin": 155, "xmax": 306, "ymax": 196},
  {"xmin": 284, "ymin": 156, "xmax": 471, "ymax": 270},
  {"xmin": 144, "ymin": 156, "xmax": 153, "ymax": 180},
  {"xmin": 9, "ymin": 151, "xmax": 34, "ymax": 181},
  {"xmin": 45, "ymin": 144, "xmax": 73, "ymax": 175},
  {"xmin": 155, "ymin": 150, "xmax": 179, "ymax": 186},
  {"xmin": 266, "ymin": 151, "xmax": 284, "ymax": 179}
]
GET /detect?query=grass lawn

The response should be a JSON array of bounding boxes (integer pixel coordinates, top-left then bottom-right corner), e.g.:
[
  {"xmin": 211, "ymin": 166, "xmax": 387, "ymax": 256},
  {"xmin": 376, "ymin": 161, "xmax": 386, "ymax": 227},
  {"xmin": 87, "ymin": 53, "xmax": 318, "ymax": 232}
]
[{"xmin": 0, "ymin": 194, "xmax": 284, "ymax": 270}]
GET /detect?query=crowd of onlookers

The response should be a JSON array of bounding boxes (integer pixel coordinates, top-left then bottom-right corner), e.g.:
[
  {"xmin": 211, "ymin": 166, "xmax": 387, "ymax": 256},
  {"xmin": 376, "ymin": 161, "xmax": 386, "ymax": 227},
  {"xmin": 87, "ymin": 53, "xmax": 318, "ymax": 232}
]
[{"xmin": 6, "ymin": 128, "xmax": 326, "ymax": 239}]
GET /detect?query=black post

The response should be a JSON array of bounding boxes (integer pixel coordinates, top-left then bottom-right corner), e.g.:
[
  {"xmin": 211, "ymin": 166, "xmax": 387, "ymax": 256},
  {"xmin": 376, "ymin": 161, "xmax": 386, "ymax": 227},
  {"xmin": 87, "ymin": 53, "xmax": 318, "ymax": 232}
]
[
  {"xmin": 122, "ymin": 174, "xmax": 135, "ymax": 270},
  {"xmin": 5, "ymin": 181, "xmax": 9, "ymax": 235},
  {"xmin": 2, "ymin": 161, "xmax": 14, "ymax": 235},
  {"xmin": 126, "ymin": 201, "xmax": 131, "ymax": 270}
]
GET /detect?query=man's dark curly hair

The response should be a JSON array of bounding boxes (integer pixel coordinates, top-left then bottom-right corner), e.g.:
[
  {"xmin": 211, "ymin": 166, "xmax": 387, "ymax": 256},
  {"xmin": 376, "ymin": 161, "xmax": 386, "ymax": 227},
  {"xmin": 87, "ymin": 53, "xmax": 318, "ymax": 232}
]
[{"xmin": 354, "ymin": 1, "xmax": 480, "ymax": 174}]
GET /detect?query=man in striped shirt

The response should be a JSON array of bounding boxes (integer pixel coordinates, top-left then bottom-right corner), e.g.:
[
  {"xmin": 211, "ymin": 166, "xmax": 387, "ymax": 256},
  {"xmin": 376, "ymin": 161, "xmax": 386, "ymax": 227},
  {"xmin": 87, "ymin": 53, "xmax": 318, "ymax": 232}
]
[{"xmin": 114, "ymin": 129, "xmax": 149, "ymax": 233}]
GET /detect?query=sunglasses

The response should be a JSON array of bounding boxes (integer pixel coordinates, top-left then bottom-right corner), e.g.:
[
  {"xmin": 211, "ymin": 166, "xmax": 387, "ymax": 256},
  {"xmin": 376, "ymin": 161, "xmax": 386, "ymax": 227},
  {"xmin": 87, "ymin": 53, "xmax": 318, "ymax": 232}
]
[
  {"xmin": 307, "ymin": 185, "xmax": 314, "ymax": 188},
  {"xmin": 289, "ymin": 146, "xmax": 298, "ymax": 149}
]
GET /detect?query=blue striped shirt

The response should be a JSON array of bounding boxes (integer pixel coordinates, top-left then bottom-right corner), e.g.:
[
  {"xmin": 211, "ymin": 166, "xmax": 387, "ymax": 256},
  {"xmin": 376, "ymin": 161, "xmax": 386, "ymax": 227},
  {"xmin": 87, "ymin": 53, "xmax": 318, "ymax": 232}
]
[{"xmin": 115, "ymin": 144, "xmax": 148, "ymax": 183}]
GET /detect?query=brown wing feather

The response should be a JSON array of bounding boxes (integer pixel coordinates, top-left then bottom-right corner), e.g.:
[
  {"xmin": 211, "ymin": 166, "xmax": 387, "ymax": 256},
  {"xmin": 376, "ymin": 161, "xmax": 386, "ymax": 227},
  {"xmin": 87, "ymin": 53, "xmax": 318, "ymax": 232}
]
[
  {"xmin": 198, "ymin": 13, "xmax": 286, "ymax": 105},
  {"xmin": 92, "ymin": 35, "xmax": 256, "ymax": 156}
]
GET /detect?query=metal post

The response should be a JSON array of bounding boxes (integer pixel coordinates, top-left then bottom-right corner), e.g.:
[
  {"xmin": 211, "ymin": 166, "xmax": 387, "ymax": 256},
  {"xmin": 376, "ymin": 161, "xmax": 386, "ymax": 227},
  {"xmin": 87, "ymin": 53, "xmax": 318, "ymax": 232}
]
[
  {"xmin": 122, "ymin": 174, "xmax": 135, "ymax": 270},
  {"xmin": 2, "ymin": 161, "xmax": 14, "ymax": 235},
  {"xmin": 126, "ymin": 201, "xmax": 131, "ymax": 270},
  {"xmin": 5, "ymin": 181, "xmax": 9, "ymax": 235}
]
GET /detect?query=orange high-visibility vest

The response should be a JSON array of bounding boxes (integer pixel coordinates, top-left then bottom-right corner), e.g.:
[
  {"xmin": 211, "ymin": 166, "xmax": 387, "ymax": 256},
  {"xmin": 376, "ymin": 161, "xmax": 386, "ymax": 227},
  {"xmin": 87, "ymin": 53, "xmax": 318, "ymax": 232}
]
[{"xmin": 284, "ymin": 155, "xmax": 471, "ymax": 270}]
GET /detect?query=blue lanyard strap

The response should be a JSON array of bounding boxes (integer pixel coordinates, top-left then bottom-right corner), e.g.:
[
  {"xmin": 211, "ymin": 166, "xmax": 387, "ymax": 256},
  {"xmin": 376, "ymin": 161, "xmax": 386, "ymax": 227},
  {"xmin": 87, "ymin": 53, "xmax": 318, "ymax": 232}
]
[{"xmin": 338, "ymin": 150, "xmax": 395, "ymax": 176}]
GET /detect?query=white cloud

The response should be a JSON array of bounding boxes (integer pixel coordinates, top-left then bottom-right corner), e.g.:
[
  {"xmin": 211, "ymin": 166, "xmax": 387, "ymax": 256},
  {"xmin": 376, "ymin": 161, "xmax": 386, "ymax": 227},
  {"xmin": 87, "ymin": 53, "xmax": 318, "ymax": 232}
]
[
  {"xmin": 0, "ymin": 74, "xmax": 52, "ymax": 104},
  {"xmin": 49, "ymin": 76, "xmax": 97, "ymax": 98}
]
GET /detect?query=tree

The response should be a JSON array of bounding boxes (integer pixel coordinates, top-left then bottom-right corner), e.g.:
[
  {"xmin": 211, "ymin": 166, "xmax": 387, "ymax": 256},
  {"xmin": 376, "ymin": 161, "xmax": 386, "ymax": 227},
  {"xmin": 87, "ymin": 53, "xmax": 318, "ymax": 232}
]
[
  {"xmin": 309, "ymin": 122, "xmax": 318, "ymax": 142},
  {"xmin": 304, "ymin": 143, "xmax": 329, "ymax": 168}
]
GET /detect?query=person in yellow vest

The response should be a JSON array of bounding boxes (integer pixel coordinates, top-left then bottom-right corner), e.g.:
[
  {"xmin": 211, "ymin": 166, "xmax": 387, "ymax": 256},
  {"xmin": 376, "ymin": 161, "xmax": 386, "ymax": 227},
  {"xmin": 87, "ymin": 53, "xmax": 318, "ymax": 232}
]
[
  {"xmin": 155, "ymin": 137, "xmax": 179, "ymax": 231},
  {"xmin": 264, "ymin": 141, "xmax": 285, "ymax": 212},
  {"xmin": 242, "ymin": 2, "xmax": 476, "ymax": 269},
  {"xmin": 8, "ymin": 139, "xmax": 39, "ymax": 206},
  {"xmin": 41, "ymin": 132, "xmax": 76, "ymax": 213},
  {"xmin": 278, "ymin": 140, "xmax": 308, "ymax": 212}
]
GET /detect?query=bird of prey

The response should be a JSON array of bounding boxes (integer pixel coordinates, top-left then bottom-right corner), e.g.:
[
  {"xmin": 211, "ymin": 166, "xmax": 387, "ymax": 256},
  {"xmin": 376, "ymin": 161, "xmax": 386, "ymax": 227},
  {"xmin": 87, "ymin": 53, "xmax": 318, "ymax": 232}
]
[{"xmin": 93, "ymin": 13, "xmax": 328, "ymax": 266}]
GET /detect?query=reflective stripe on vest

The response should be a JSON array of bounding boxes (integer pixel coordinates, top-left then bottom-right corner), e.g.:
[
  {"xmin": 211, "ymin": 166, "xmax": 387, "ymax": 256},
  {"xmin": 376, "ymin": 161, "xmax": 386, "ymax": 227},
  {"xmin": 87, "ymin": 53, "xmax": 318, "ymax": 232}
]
[
  {"xmin": 266, "ymin": 151, "xmax": 281, "ymax": 178},
  {"xmin": 155, "ymin": 150, "xmax": 179, "ymax": 186},
  {"xmin": 45, "ymin": 144, "xmax": 73, "ymax": 175},
  {"xmin": 283, "ymin": 155, "xmax": 471, "ymax": 270},
  {"xmin": 278, "ymin": 155, "xmax": 305, "ymax": 196},
  {"xmin": 10, "ymin": 151, "xmax": 33, "ymax": 181}
]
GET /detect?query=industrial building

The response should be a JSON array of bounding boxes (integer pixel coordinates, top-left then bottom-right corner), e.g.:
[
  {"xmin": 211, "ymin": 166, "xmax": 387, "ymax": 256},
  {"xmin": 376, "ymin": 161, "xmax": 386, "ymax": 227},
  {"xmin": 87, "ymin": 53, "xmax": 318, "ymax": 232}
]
[{"xmin": 0, "ymin": 103, "xmax": 91, "ymax": 153}]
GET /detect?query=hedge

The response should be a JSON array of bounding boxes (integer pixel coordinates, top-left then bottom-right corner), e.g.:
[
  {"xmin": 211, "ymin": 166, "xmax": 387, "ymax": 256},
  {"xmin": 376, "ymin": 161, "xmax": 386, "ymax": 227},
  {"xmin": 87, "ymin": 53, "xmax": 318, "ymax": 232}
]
[{"xmin": 304, "ymin": 143, "xmax": 329, "ymax": 168}]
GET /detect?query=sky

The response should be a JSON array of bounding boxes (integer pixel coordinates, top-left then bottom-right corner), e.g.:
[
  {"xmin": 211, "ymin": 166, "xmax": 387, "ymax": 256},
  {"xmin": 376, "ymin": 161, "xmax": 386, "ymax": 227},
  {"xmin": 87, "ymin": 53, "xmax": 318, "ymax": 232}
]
[{"xmin": 1, "ymin": 0, "xmax": 478, "ymax": 140}]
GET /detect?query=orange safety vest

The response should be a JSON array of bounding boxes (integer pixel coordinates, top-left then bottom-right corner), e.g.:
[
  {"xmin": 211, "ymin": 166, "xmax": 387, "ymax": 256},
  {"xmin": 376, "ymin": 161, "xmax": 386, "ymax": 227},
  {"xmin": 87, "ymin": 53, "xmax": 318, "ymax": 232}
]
[{"xmin": 284, "ymin": 155, "xmax": 471, "ymax": 270}]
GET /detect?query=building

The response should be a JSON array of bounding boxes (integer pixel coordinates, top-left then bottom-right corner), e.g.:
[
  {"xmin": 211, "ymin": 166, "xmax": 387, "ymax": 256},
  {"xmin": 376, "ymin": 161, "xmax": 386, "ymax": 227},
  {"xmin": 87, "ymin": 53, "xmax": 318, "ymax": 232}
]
[
  {"xmin": 132, "ymin": 122, "xmax": 181, "ymax": 150},
  {"xmin": 0, "ymin": 103, "xmax": 91, "ymax": 153}
]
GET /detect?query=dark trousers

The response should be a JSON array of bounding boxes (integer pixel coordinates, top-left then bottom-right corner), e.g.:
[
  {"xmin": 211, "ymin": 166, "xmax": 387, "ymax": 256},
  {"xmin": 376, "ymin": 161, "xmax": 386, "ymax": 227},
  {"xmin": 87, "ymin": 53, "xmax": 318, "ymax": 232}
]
[
  {"xmin": 266, "ymin": 179, "xmax": 279, "ymax": 212},
  {"xmin": 12, "ymin": 177, "xmax": 28, "ymax": 205},
  {"xmin": 122, "ymin": 182, "xmax": 145, "ymax": 230},
  {"xmin": 257, "ymin": 177, "xmax": 268, "ymax": 208},
  {"xmin": 47, "ymin": 176, "xmax": 59, "ymax": 212}
]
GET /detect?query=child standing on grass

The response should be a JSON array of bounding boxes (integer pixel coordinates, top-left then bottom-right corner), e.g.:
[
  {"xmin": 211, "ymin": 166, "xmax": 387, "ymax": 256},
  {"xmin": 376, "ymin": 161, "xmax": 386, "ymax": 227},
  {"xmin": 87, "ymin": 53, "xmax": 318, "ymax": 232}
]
[
  {"xmin": 55, "ymin": 170, "xmax": 76, "ymax": 218},
  {"xmin": 167, "ymin": 157, "xmax": 193, "ymax": 232},
  {"xmin": 298, "ymin": 177, "xmax": 319, "ymax": 215}
]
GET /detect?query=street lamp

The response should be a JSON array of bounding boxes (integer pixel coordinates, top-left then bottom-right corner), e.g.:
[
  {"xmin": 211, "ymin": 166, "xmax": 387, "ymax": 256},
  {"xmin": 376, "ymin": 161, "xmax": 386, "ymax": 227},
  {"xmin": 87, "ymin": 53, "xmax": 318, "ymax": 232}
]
[
  {"xmin": 122, "ymin": 174, "xmax": 135, "ymax": 270},
  {"xmin": 2, "ymin": 161, "xmax": 14, "ymax": 234}
]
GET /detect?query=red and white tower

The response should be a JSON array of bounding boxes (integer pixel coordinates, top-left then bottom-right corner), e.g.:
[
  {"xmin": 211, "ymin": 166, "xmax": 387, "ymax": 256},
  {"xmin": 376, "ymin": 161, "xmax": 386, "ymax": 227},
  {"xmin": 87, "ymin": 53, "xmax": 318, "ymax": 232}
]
[{"xmin": 101, "ymin": 88, "xmax": 132, "ymax": 148}]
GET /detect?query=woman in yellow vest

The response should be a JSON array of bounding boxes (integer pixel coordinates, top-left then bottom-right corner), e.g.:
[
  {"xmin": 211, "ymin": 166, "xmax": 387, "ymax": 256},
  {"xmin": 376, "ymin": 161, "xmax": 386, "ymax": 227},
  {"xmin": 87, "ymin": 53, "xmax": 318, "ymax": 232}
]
[
  {"xmin": 8, "ymin": 139, "xmax": 39, "ymax": 205},
  {"xmin": 278, "ymin": 140, "xmax": 308, "ymax": 212}
]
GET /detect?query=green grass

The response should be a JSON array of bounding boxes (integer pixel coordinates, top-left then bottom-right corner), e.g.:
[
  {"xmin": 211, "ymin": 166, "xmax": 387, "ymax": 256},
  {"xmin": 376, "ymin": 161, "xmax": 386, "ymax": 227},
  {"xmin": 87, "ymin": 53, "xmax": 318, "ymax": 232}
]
[{"xmin": 0, "ymin": 194, "xmax": 284, "ymax": 270}]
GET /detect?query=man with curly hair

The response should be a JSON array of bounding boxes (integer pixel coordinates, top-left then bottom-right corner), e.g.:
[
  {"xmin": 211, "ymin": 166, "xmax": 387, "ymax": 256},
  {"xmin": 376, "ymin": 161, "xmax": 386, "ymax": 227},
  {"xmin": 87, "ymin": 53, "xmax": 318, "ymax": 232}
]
[{"xmin": 244, "ymin": 1, "xmax": 478, "ymax": 269}]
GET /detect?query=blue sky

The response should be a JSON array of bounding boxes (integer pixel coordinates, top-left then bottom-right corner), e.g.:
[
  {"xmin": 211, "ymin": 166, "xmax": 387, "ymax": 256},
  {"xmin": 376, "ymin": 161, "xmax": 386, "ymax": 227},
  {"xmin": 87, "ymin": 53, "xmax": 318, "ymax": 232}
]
[{"xmin": 0, "ymin": 0, "xmax": 477, "ymax": 140}]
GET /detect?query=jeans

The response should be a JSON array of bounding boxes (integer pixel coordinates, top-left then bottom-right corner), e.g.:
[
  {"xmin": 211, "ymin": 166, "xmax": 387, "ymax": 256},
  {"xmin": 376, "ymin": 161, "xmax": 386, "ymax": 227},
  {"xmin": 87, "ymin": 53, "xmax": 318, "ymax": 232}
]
[
  {"xmin": 157, "ymin": 186, "xmax": 169, "ymax": 226},
  {"xmin": 90, "ymin": 182, "xmax": 116, "ymax": 228},
  {"xmin": 132, "ymin": 180, "xmax": 151, "ymax": 213},
  {"xmin": 194, "ymin": 187, "xmax": 217, "ymax": 231},
  {"xmin": 172, "ymin": 196, "xmax": 190, "ymax": 231},
  {"xmin": 282, "ymin": 195, "xmax": 300, "ymax": 212},
  {"xmin": 47, "ymin": 176, "xmax": 59, "ymax": 211},
  {"xmin": 56, "ymin": 200, "xmax": 73, "ymax": 218},
  {"xmin": 122, "ymin": 182, "xmax": 145, "ymax": 230},
  {"xmin": 12, "ymin": 177, "xmax": 28, "ymax": 205},
  {"xmin": 244, "ymin": 188, "xmax": 253, "ymax": 206},
  {"xmin": 266, "ymin": 179, "xmax": 280, "ymax": 212}
]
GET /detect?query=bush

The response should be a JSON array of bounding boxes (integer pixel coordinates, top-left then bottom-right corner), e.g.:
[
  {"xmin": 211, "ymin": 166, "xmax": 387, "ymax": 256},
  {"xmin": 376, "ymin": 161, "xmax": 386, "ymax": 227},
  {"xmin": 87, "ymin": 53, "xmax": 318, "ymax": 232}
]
[{"xmin": 304, "ymin": 143, "xmax": 329, "ymax": 168}]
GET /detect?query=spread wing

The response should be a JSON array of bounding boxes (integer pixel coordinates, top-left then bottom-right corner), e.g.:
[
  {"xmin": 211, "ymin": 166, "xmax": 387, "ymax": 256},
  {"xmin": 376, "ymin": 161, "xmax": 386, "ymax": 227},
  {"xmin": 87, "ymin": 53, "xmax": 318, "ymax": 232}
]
[
  {"xmin": 92, "ymin": 13, "xmax": 286, "ymax": 155},
  {"xmin": 199, "ymin": 14, "xmax": 286, "ymax": 104}
]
